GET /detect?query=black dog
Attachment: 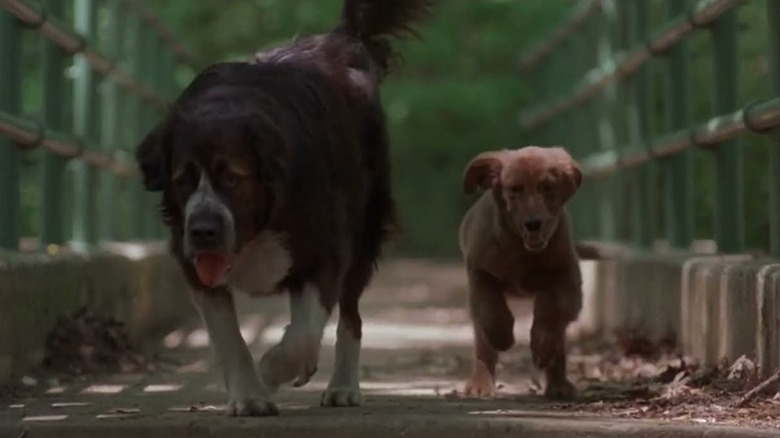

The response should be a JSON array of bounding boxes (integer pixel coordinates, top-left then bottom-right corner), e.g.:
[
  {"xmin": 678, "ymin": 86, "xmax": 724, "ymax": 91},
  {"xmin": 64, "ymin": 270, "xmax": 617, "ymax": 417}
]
[{"xmin": 135, "ymin": 0, "xmax": 433, "ymax": 416}]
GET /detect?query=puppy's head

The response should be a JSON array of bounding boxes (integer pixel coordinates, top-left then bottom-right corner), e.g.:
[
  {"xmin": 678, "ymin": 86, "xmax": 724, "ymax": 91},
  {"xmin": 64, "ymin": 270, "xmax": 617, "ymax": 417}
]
[
  {"xmin": 463, "ymin": 146, "xmax": 581, "ymax": 252},
  {"xmin": 135, "ymin": 66, "xmax": 287, "ymax": 288}
]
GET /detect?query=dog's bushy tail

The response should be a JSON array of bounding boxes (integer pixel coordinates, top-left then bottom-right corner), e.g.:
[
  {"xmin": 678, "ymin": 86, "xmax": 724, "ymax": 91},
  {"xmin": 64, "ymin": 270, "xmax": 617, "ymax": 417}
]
[{"xmin": 336, "ymin": 0, "xmax": 434, "ymax": 73}]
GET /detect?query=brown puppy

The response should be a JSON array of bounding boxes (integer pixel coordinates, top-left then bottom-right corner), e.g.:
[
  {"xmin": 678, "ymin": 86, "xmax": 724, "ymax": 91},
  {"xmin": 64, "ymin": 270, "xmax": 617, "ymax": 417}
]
[{"xmin": 459, "ymin": 145, "xmax": 583, "ymax": 400}]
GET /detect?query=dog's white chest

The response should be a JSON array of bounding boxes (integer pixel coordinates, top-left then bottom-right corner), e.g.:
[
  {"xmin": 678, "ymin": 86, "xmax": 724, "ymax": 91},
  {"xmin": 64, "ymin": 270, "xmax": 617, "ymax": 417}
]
[{"xmin": 226, "ymin": 232, "xmax": 292, "ymax": 297}]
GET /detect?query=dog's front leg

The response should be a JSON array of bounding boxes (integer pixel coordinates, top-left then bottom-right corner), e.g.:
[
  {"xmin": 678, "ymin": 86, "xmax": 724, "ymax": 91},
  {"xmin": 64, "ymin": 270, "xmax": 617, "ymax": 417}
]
[
  {"xmin": 530, "ymin": 269, "xmax": 582, "ymax": 401},
  {"xmin": 464, "ymin": 267, "xmax": 514, "ymax": 397},
  {"xmin": 192, "ymin": 288, "xmax": 278, "ymax": 417},
  {"xmin": 257, "ymin": 283, "xmax": 332, "ymax": 392}
]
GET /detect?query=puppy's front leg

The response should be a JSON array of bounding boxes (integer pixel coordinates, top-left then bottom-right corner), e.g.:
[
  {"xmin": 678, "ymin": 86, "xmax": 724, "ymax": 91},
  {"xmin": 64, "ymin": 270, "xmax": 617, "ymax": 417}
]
[
  {"xmin": 192, "ymin": 289, "xmax": 278, "ymax": 416},
  {"xmin": 464, "ymin": 267, "xmax": 514, "ymax": 397},
  {"xmin": 530, "ymin": 269, "xmax": 582, "ymax": 400}
]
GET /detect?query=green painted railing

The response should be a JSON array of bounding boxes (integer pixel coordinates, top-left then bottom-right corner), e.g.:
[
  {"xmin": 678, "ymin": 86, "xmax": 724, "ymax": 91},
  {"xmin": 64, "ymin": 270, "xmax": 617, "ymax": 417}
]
[
  {"xmin": 519, "ymin": 0, "xmax": 780, "ymax": 255},
  {"xmin": 0, "ymin": 0, "xmax": 194, "ymax": 252}
]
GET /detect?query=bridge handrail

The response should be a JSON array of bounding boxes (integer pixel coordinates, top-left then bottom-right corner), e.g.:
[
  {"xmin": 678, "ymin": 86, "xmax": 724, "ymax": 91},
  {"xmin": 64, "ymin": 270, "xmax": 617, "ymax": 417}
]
[
  {"xmin": 518, "ymin": 0, "xmax": 780, "ymax": 254},
  {"xmin": 1, "ymin": 0, "xmax": 168, "ymax": 107},
  {"xmin": 0, "ymin": 0, "xmax": 192, "ymax": 249},
  {"xmin": 120, "ymin": 0, "xmax": 199, "ymax": 68},
  {"xmin": 518, "ymin": 0, "xmax": 601, "ymax": 72},
  {"xmin": 519, "ymin": 0, "xmax": 749, "ymax": 131}
]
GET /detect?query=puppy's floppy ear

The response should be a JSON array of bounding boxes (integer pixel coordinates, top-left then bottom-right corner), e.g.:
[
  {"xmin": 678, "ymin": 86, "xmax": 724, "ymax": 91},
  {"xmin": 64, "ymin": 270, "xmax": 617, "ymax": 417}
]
[
  {"xmin": 463, "ymin": 151, "xmax": 505, "ymax": 195},
  {"xmin": 557, "ymin": 149, "xmax": 582, "ymax": 202},
  {"xmin": 135, "ymin": 120, "xmax": 170, "ymax": 192}
]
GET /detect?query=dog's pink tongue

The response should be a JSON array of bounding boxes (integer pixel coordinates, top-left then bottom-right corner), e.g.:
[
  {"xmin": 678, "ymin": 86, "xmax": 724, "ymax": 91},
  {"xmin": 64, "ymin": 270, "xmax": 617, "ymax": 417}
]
[{"xmin": 194, "ymin": 253, "xmax": 229, "ymax": 287}]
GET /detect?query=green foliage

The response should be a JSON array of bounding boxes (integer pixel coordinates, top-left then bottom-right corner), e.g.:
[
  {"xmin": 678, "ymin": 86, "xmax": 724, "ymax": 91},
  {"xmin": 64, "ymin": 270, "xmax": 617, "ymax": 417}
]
[
  {"xmin": 8, "ymin": 0, "xmax": 774, "ymax": 257},
  {"xmin": 522, "ymin": 1, "xmax": 774, "ymax": 254}
]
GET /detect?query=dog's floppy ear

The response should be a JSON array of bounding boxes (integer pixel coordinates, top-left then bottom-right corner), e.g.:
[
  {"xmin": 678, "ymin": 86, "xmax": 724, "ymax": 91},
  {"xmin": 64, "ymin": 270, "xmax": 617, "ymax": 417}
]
[
  {"xmin": 463, "ymin": 151, "xmax": 505, "ymax": 195},
  {"xmin": 554, "ymin": 148, "xmax": 582, "ymax": 202},
  {"xmin": 135, "ymin": 120, "xmax": 170, "ymax": 192}
]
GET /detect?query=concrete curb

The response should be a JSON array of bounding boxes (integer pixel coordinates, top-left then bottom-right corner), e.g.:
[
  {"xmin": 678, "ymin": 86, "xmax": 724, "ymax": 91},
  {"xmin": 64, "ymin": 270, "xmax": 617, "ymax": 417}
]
[
  {"xmin": 1, "ymin": 415, "xmax": 777, "ymax": 438},
  {"xmin": 0, "ymin": 243, "xmax": 195, "ymax": 383},
  {"xmin": 583, "ymin": 243, "xmax": 780, "ymax": 376}
]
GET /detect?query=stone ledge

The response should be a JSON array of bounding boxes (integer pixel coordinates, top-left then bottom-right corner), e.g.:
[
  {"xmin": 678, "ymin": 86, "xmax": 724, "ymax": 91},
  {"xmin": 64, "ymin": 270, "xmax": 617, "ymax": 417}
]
[
  {"xmin": 581, "ymin": 243, "xmax": 780, "ymax": 377},
  {"xmin": 0, "ymin": 242, "xmax": 194, "ymax": 383}
]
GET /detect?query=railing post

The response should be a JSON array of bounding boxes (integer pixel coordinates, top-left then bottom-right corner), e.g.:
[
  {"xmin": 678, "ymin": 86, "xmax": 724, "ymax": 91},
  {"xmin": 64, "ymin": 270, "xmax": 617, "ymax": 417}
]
[
  {"xmin": 592, "ymin": 3, "xmax": 617, "ymax": 241},
  {"xmin": 40, "ymin": 0, "xmax": 70, "ymax": 246},
  {"xmin": 537, "ymin": 59, "xmax": 551, "ymax": 144},
  {"xmin": 146, "ymin": 37, "xmax": 168, "ymax": 239},
  {"xmin": 578, "ymin": 12, "xmax": 601, "ymax": 239},
  {"xmin": 768, "ymin": 0, "xmax": 780, "ymax": 257},
  {"xmin": 0, "ymin": 11, "xmax": 22, "ymax": 250},
  {"xmin": 127, "ymin": 12, "xmax": 144, "ymax": 240},
  {"xmin": 99, "ymin": 0, "xmax": 122, "ymax": 242},
  {"xmin": 152, "ymin": 44, "xmax": 173, "ymax": 239},
  {"xmin": 72, "ymin": 0, "xmax": 100, "ymax": 247},
  {"xmin": 662, "ymin": 0, "xmax": 693, "ymax": 249},
  {"xmin": 627, "ymin": 0, "xmax": 656, "ymax": 248},
  {"xmin": 710, "ymin": 9, "xmax": 743, "ymax": 253},
  {"xmin": 607, "ymin": 0, "xmax": 627, "ymax": 241},
  {"xmin": 138, "ymin": 31, "xmax": 157, "ymax": 239},
  {"xmin": 562, "ymin": 36, "xmax": 582, "ymax": 240}
]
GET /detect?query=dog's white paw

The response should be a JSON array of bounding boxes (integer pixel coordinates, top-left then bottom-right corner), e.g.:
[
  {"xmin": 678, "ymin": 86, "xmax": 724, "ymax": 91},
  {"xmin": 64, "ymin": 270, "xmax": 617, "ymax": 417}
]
[
  {"xmin": 227, "ymin": 397, "xmax": 279, "ymax": 417},
  {"xmin": 320, "ymin": 386, "xmax": 362, "ymax": 407},
  {"xmin": 257, "ymin": 341, "xmax": 320, "ymax": 392},
  {"xmin": 292, "ymin": 363, "xmax": 318, "ymax": 387}
]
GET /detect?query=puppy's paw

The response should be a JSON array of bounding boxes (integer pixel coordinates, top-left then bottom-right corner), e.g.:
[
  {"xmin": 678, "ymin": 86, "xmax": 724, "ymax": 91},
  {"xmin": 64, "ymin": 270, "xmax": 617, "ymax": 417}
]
[
  {"xmin": 544, "ymin": 378, "xmax": 577, "ymax": 401},
  {"xmin": 227, "ymin": 397, "xmax": 279, "ymax": 417},
  {"xmin": 530, "ymin": 323, "xmax": 563, "ymax": 369},
  {"xmin": 463, "ymin": 359, "xmax": 496, "ymax": 398},
  {"xmin": 321, "ymin": 386, "xmax": 362, "ymax": 407}
]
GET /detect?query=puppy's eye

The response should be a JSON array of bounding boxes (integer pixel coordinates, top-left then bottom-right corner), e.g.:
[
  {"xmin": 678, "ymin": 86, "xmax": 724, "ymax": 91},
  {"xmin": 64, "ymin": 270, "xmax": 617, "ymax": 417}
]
[
  {"xmin": 539, "ymin": 183, "xmax": 552, "ymax": 194},
  {"xmin": 511, "ymin": 185, "xmax": 524, "ymax": 194}
]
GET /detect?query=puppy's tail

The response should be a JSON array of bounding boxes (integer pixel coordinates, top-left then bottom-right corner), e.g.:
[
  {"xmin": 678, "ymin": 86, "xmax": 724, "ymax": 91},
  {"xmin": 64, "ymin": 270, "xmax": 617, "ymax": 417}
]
[{"xmin": 336, "ymin": 0, "xmax": 434, "ymax": 73}]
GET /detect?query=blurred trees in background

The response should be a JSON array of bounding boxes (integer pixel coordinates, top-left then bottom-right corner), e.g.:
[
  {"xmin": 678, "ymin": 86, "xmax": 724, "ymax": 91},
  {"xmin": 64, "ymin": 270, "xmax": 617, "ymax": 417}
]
[
  {"xmin": 12, "ymin": 1, "xmax": 768, "ymax": 257},
  {"xmin": 148, "ymin": 0, "xmax": 572, "ymax": 258}
]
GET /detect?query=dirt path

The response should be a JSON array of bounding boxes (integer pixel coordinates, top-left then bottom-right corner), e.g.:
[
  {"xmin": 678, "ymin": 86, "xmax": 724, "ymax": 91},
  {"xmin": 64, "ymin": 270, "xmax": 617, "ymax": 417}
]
[{"xmin": 0, "ymin": 259, "xmax": 776, "ymax": 437}]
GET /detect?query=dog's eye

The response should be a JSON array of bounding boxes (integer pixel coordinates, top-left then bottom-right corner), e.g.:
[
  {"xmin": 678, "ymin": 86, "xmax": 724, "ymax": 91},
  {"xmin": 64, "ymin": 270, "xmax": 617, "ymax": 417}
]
[
  {"xmin": 539, "ymin": 183, "xmax": 552, "ymax": 194},
  {"xmin": 223, "ymin": 171, "xmax": 243, "ymax": 188},
  {"xmin": 172, "ymin": 172, "xmax": 195, "ymax": 193},
  {"xmin": 511, "ymin": 185, "xmax": 524, "ymax": 194}
]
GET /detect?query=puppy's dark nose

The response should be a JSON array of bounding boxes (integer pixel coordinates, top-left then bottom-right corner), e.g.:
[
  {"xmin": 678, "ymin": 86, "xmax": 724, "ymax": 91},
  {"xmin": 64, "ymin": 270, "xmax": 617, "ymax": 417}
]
[
  {"xmin": 188, "ymin": 215, "xmax": 224, "ymax": 249},
  {"xmin": 523, "ymin": 219, "xmax": 543, "ymax": 232}
]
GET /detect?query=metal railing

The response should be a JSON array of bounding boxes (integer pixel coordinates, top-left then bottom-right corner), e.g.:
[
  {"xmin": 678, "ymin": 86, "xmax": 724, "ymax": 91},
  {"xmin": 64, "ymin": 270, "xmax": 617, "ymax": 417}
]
[
  {"xmin": 518, "ymin": 0, "xmax": 780, "ymax": 256},
  {"xmin": 0, "ymin": 0, "xmax": 194, "ymax": 251}
]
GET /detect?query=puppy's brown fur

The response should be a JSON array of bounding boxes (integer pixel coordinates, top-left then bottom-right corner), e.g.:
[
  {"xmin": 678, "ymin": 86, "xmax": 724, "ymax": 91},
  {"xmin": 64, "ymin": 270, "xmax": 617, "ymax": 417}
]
[{"xmin": 459, "ymin": 145, "xmax": 583, "ymax": 400}]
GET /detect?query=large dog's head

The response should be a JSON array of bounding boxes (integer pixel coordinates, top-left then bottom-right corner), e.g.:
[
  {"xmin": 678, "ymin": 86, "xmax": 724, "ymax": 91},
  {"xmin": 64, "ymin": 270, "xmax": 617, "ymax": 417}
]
[
  {"xmin": 136, "ymin": 63, "xmax": 287, "ymax": 288},
  {"xmin": 463, "ymin": 146, "xmax": 581, "ymax": 252}
]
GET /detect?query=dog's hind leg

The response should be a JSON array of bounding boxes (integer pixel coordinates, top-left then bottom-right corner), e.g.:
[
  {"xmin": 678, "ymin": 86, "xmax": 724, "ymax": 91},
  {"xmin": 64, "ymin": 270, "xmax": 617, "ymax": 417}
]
[{"xmin": 321, "ymin": 261, "xmax": 372, "ymax": 408}]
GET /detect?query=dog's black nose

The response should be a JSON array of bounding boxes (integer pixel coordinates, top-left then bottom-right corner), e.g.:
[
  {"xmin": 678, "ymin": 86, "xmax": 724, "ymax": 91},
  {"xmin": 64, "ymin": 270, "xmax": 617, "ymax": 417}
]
[
  {"xmin": 523, "ymin": 219, "xmax": 543, "ymax": 232},
  {"xmin": 188, "ymin": 215, "xmax": 224, "ymax": 249}
]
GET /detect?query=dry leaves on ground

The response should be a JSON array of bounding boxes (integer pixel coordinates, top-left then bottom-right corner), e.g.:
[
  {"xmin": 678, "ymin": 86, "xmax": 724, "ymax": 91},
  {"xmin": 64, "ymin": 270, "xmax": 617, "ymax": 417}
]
[
  {"xmin": 563, "ymin": 333, "xmax": 780, "ymax": 429},
  {"xmin": 41, "ymin": 307, "xmax": 153, "ymax": 376}
]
